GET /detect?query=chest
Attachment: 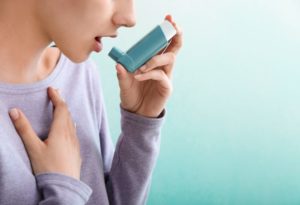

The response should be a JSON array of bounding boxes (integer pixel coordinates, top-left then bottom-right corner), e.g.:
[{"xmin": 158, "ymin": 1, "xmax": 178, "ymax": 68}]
[
  {"xmin": 0, "ymin": 95, "xmax": 102, "ymax": 205},
  {"xmin": 0, "ymin": 119, "xmax": 41, "ymax": 204}
]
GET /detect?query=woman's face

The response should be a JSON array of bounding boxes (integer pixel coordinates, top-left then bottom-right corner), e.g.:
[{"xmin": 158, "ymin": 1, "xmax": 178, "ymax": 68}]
[{"xmin": 36, "ymin": 0, "xmax": 136, "ymax": 63}]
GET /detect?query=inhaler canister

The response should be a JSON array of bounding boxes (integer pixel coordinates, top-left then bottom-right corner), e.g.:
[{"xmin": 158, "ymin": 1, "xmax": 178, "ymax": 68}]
[{"xmin": 108, "ymin": 20, "xmax": 177, "ymax": 73}]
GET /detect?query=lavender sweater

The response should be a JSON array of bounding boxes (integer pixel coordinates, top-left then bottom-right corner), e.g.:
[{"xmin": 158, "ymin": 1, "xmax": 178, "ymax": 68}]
[{"xmin": 0, "ymin": 53, "xmax": 164, "ymax": 205}]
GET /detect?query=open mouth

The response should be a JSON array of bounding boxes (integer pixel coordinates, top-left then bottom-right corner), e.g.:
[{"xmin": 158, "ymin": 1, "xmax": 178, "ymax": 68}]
[
  {"xmin": 95, "ymin": 36, "xmax": 101, "ymax": 43},
  {"xmin": 94, "ymin": 36, "xmax": 102, "ymax": 52}
]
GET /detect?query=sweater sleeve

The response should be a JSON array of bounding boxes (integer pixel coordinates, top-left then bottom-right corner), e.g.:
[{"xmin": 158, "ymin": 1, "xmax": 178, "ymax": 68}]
[
  {"xmin": 36, "ymin": 173, "xmax": 92, "ymax": 205},
  {"xmin": 105, "ymin": 107, "xmax": 165, "ymax": 205},
  {"xmin": 89, "ymin": 59, "xmax": 165, "ymax": 205}
]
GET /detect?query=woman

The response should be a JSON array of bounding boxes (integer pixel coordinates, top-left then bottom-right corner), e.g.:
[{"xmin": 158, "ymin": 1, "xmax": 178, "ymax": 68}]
[{"xmin": 0, "ymin": 0, "xmax": 182, "ymax": 204}]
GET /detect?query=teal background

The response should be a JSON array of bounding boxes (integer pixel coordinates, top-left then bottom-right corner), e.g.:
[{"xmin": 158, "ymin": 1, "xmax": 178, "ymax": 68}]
[{"xmin": 91, "ymin": 0, "xmax": 300, "ymax": 204}]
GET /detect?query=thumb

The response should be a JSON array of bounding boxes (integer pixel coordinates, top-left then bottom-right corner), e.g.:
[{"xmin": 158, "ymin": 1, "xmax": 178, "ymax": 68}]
[
  {"xmin": 9, "ymin": 108, "xmax": 43, "ymax": 155},
  {"xmin": 116, "ymin": 64, "xmax": 135, "ymax": 90},
  {"xmin": 116, "ymin": 63, "xmax": 129, "ymax": 80}
]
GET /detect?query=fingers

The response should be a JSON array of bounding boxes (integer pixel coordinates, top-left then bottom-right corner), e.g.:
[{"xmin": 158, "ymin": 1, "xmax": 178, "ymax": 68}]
[
  {"xmin": 116, "ymin": 64, "xmax": 135, "ymax": 91},
  {"xmin": 134, "ymin": 69, "xmax": 171, "ymax": 90},
  {"xmin": 48, "ymin": 87, "xmax": 69, "ymax": 118},
  {"xmin": 8, "ymin": 89, "xmax": 81, "ymax": 179},
  {"xmin": 116, "ymin": 63, "xmax": 127, "ymax": 79},
  {"xmin": 48, "ymin": 87, "xmax": 78, "ymax": 140},
  {"xmin": 48, "ymin": 87, "xmax": 72, "ymax": 136},
  {"xmin": 139, "ymin": 52, "xmax": 175, "ymax": 76},
  {"xmin": 47, "ymin": 87, "xmax": 65, "ymax": 107},
  {"xmin": 164, "ymin": 15, "xmax": 183, "ymax": 55},
  {"xmin": 9, "ymin": 108, "xmax": 43, "ymax": 155},
  {"xmin": 116, "ymin": 63, "xmax": 131, "ymax": 80},
  {"xmin": 137, "ymin": 15, "xmax": 182, "ymax": 77}
]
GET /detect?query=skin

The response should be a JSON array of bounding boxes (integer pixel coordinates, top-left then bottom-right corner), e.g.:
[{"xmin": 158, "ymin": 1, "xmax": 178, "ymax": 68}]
[{"xmin": 0, "ymin": 0, "xmax": 183, "ymax": 180}]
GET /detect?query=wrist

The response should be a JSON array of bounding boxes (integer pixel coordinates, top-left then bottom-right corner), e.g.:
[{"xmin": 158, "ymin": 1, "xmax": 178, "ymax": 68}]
[
  {"xmin": 120, "ymin": 104, "xmax": 164, "ymax": 118},
  {"xmin": 135, "ymin": 110, "xmax": 163, "ymax": 118}
]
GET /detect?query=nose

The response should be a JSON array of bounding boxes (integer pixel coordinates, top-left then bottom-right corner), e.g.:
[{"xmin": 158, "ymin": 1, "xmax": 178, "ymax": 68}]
[{"xmin": 112, "ymin": 0, "xmax": 136, "ymax": 28}]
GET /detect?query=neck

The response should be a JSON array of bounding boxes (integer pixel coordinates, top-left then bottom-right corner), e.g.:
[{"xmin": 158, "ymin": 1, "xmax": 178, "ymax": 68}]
[{"xmin": 0, "ymin": 1, "xmax": 52, "ymax": 84}]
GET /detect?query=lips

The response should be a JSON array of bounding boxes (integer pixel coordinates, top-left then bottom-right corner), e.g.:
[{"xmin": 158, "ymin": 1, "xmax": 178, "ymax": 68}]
[{"xmin": 94, "ymin": 36, "xmax": 102, "ymax": 53}]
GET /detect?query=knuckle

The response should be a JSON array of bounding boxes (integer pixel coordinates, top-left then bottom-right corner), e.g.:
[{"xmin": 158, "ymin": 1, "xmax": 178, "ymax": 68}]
[
  {"xmin": 178, "ymin": 40, "xmax": 183, "ymax": 49},
  {"xmin": 177, "ymin": 27, "xmax": 183, "ymax": 37},
  {"xmin": 169, "ymin": 53, "xmax": 176, "ymax": 62},
  {"xmin": 15, "ymin": 118, "xmax": 27, "ymax": 131},
  {"xmin": 58, "ymin": 101, "xmax": 68, "ymax": 110},
  {"xmin": 180, "ymin": 30, "xmax": 184, "ymax": 37},
  {"xmin": 151, "ymin": 56, "xmax": 159, "ymax": 66},
  {"xmin": 178, "ymin": 38, "xmax": 183, "ymax": 48},
  {"xmin": 158, "ymin": 69, "xmax": 165, "ymax": 76},
  {"xmin": 17, "ymin": 123, "xmax": 27, "ymax": 134},
  {"xmin": 18, "ymin": 124, "xmax": 32, "ymax": 138}
]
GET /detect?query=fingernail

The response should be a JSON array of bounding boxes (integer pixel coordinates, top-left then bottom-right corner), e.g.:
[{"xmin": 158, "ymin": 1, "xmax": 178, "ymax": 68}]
[
  {"xmin": 9, "ymin": 108, "xmax": 19, "ymax": 120},
  {"xmin": 166, "ymin": 14, "xmax": 173, "ymax": 22}
]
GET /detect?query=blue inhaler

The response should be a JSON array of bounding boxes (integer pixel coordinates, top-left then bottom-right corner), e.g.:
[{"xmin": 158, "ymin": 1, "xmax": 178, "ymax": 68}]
[{"xmin": 108, "ymin": 20, "xmax": 177, "ymax": 73}]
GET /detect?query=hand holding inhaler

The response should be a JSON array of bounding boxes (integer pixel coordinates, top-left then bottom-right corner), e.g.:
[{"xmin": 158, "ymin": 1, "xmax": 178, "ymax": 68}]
[
  {"xmin": 109, "ymin": 15, "xmax": 183, "ymax": 118},
  {"xmin": 109, "ymin": 19, "xmax": 177, "ymax": 73}
]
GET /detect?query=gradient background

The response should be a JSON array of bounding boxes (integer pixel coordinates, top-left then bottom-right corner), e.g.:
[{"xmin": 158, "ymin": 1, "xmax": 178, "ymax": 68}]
[{"xmin": 91, "ymin": 0, "xmax": 300, "ymax": 204}]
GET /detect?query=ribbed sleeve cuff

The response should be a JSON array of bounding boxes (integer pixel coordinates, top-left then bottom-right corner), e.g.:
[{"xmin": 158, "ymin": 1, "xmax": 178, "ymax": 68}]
[
  {"xmin": 36, "ymin": 172, "xmax": 92, "ymax": 204},
  {"xmin": 120, "ymin": 106, "xmax": 166, "ymax": 129}
]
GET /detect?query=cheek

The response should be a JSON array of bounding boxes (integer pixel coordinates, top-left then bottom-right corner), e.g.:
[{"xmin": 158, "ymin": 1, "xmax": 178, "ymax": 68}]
[
  {"xmin": 37, "ymin": 0, "xmax": 113, "ymax": 62},
  {"xmin": 46, "ymin": 18, "xmax": 92, "ymax": 64}
]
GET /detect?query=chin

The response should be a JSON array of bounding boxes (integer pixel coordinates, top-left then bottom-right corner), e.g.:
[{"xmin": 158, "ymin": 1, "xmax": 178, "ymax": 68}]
[
  {"xmin": 70, "ymin": 55, "xmax": 90, "ymax": 63},
  {"xmin": 54, "ymin": 39, "xmax": 96, "ymax": 63},
  {"xmin": 64, "ymin": 50, "xmax": 91, "ymax": 64}
]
